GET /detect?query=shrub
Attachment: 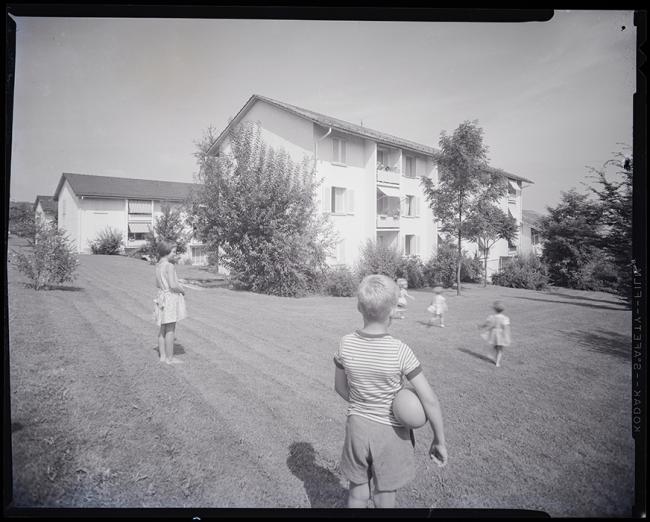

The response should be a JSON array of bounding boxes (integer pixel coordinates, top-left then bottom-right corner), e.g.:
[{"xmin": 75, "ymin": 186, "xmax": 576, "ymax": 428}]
[
  {"xmin": 12, "ymin": 219, "xmax": 79, "ymax": 290},
  {"xmin": 325, "ymin": 265, "xmax": 358, "ymax": 297},
  {"xmin": 224, "ymin": 229, "xmax": 328, "ymax": 297},
  {"xmin": 356, "ymin": 240, "xmax": 402, "ymax": 280},
  {"xmin": 491, "ymin": 254, "xmax": 549, "ymax": 290},
  {"xmin": 423, "ymin": 240, "xmax": 457, "ymax": 288},
  {"xmin": 396, "ymin": 255, "xmax": 426, "ymax": 289},
  {"xmin": 461, "ymin": 253, "xmax": 484, "ymax": 283},
  {"xmin": 571, "ymin": 250, "xmax": 619, "ymax": 292},
  {"xmin": 89, "ymin": 227, "xmax": 123, "ymax": 255}
]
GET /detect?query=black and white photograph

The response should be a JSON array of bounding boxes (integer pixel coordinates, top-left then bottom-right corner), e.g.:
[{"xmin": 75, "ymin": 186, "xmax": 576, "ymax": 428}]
[{"xmin": 5, "ymin": 7, "xmax": 643, "ymax": 516}]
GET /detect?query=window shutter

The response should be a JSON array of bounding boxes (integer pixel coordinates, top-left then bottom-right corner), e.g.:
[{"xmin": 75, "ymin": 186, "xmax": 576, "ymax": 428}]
[
  {"xmin": 341, "ymin": 140, "xmax": 347, "ymax": 164},
  {"xmin": 332, "ymin": 139, "xmax": 338, "ymax": 162},
  {"xmin": 415, "ymin": 197, "xmax": 420, "ymax": 217},
  {"xmin": 401, "ymin": 197, "xmax": 406, "ymax": 217},
  {"xmin": 322, "ymin": 185, "xmax": 331, "ymax": 213},
  {"xmin": 402, "ymin": 235, "xmax": 407, "ymax": 255},
  {"xmin": 415, "ymin": 236, "xmax": 420, "ymax": 256},
  {"xmin": 346, "ymin": 189, "xmax": 355, "ymax": 214}
]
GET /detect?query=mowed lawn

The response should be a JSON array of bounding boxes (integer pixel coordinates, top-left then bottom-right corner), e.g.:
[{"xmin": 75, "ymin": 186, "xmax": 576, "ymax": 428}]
[{"xmin": 7, "ymin": 241, "xmax": 634, "ymax": 515}]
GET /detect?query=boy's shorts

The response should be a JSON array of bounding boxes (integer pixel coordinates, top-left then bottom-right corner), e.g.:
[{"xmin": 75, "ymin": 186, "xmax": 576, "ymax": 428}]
[{"xmin": 340, "ymin": 414, "xmax": 415, "ymax": 491}]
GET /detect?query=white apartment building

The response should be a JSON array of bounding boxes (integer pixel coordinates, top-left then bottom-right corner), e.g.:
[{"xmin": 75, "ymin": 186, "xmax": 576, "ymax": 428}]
[
  {"xmin": 209, "ymin": 95, "xmax": 532, "ymax": 277},
  {"xmin": 53, "ymin": 172, "xmax": 207, "ymax": 264}
]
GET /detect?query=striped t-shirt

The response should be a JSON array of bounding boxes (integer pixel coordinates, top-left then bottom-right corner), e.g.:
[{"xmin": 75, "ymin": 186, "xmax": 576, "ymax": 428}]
[{"xmin": 334, "ymin": 330, "xmax": 422, "ymax": 427}]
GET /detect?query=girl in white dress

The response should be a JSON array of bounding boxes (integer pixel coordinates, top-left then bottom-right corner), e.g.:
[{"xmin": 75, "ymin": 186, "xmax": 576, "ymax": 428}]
[
  {"xmin": 427, "ymin": 286, "xmax": 448, "ymax": 327},
  {"xmin": 479, "ymin": 301, "xmax": 511, "ymax": 367},
  {"xmin": 154, "ymin": 241, "xmax": 187, "ymax": 364}
]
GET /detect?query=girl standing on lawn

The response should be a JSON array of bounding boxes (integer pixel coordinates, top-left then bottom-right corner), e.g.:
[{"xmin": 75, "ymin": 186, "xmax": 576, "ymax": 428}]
[
  {"xmin": 479, "ymin": 301, "xmax": 511, "ymax": 367},
  {"xmin": 154, "ymin": 241, "xmax": 187, "ymax": 364}
]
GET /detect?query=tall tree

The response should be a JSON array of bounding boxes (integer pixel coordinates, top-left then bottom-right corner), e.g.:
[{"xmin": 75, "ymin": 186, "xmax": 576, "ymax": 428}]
[
  {"xmin": 584, "ymin": 147, "xmax": 633, "ymax": 299},
  {"xmin": 465, "ymin": 202, "xmax": 519, "ymax": 286},
  {"xmin": 421, "ymin": 120, "xmax": 507, "ymax": 295},
  {"xmin": 539, "ymin": 189, "xmax": 604, "ymax": 288},
  {"xmin": 188, "ymin": 122, "xmax": 335, "ymax": 296}
]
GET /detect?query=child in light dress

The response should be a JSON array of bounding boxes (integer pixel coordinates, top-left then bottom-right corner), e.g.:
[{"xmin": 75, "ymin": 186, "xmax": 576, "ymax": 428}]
[
  {"xmin": 154, "ymin": 241, "xmax": 187, "ymax": 365},
  {"xmin": 395, "ymin": 278, "xmax": 415, "ymax": 319},
  {"xmin": 427, "ymin": 286, "xmax": 447, "ymax": 327},
  {"xmin": 479, "ymin": 301, "xmax": 511, "ymax": 367}
]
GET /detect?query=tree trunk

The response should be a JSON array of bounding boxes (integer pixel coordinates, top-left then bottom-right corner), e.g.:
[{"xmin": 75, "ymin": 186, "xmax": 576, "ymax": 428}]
[
  {"xmin": 483, "ymin": 254, "xmax": 488, "ymax": 287},
  {"xmin": 457, "ymin": 229, "xmax": 462, "ymax": 296}
]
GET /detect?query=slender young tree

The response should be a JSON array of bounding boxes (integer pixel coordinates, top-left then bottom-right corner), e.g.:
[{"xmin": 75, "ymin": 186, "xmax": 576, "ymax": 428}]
[
  {"xmin": 421, "ymin": 120, "xmax": 507, "ymax": 295},
  {"xmin": 465, "ymin": 202, "xmax": 519, "ymax": 286}
]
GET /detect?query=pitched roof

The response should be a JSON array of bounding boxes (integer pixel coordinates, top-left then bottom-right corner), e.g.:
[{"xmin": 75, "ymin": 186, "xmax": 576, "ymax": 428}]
[
  {"xmin": 53, "ymin": 173, "xmax": 196, "ymax": 201},
  {"xmin": 33, "ymin": 195, "xmax": 57, "ymax": 213},
  {"xmin": 209, "ymin": 94, "xmax": 533, "ymax": 184},
  {"xmin": 522, "ymin": 209, "xmax": 544, "ymax": 227}
]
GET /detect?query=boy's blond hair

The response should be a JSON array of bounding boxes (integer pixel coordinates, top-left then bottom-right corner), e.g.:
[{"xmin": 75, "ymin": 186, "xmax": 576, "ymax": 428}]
[{"xmin": 357, "ymin": 274, "xmax": 398, "ymax": 322}]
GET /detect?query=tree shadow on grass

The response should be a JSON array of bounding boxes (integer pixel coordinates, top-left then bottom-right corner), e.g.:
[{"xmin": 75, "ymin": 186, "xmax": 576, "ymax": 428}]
[
  {"xmin": 561, "ymin": 328, "xmax": 631, "ymax": 361},
  {"xmin": 509, "ymin": 295, "xmax": 627, "ymax": 312},
  {"xmin": 458, "ymin": 347, "xmax": 494, "ymax": 365},
  {"xmin": 543, "ymin": 290, "xmax": 628, "ymax": 307},
  {"xmin": 286, "ymin": 442, "xmax": 348, "ymax": 508},
  {"xmin": 19, "ymin": 282, "xmax": 84, "ymax": 292}
]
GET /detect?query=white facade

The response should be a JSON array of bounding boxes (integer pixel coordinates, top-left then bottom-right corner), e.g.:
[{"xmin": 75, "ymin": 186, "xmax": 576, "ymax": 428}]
[
  {"xmin": 219, "ymin": 99, "xmax": 441, "ymax": 268},
  {"xmin": 56, "ymin": 180, "xmax": 206, "ymax": 264}
]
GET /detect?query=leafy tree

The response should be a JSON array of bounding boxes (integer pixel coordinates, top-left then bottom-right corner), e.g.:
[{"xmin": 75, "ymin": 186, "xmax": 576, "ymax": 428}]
[
  {"xmin": 356, "ymin": 239, "xmax": 403, "ymax": 280},
  {"xmin": 11, "ymin": 218, "xmax": 79, "ymax": 290},
  {"xmin": 144, "ymin": 202, "xmax": 189, "ymax": 261},
  {"xmin": 465, "ymin": 202, "xmax": 519, "ymax": 286},
  {"xmin": 539, "ymin": 189, "xmax": 604, "ymax": 288},
  {"xmin": 188, "ymin": 122, "xmax": 335, "ymax": 297},
  {"xmin": 421, "ymin": 120, "xmax": 507, "ymax": 295},
  {"xmin": 586, "ymin": 146, "xmax": 633, "ymax": 299},
  {"xmin": 9, "ymin": 202, "xmax": 35, "ymax": 238}
]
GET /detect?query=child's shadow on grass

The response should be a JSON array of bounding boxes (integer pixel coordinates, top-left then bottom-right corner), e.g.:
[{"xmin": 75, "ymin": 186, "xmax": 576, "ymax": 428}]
[
  {"xmin": 152, "ymin": 342, "xmax": 186, "ymax": 356},
  {"xmin": 416, "ymin": 320, "xmax": 434, "ymax": 328},
  {"xmin": 458, "ymin": 347, "xmax": 494, "ymax": 364},
  {"xmin": 286, "ymin": 442, "xmax": 347, "ymax": 508}
]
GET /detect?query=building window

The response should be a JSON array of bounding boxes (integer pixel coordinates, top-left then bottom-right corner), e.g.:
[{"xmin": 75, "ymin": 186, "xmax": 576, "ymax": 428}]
[
  {"xmin": 377, "ymin": 149, "xmax": 385, "ymax": 165},
  {"xmin": 332, "ymin": 138, "xmax": 347, "ymax": 164},
  {"xmin": 404, "ymin": 156, "xmax": 416, "ymax": 178},
  {"xmin": 128, "ymin": 223, "xmax": 151, "ymax": 242},
  {"xmin": 404, "ymin": 234, "xmax": 418, "ymax": 256},
  {"xmin": 531, "ymin": 228, "xmax": 540, "ymax": 245},
  {"xmin": 402, "ymin": 195, "xmax": 419, "ymax": 217},
  {"xmin": 329, "ymin": 186, "xmax": 354, "ymax": 214},
  {"xmin": 128, "ymin": 199, "xmax": 153, "ymax": 242}
]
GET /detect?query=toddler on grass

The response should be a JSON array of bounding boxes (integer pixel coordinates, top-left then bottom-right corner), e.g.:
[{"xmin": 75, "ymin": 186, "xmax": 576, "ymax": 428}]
[
  {"xmin": 394, "ymin": 278, "xmax": 415, "ymax": 319},
  {"xmin": 479, "ymin": 300, "xmax": 511, "ymax": 367},
  {"xmin": 427, "ymin": 286, "xmax": 447, "ymax": 327},
  {"xmin": 333, "ymin": 274, "xmax": 447, "ymax": 508}
]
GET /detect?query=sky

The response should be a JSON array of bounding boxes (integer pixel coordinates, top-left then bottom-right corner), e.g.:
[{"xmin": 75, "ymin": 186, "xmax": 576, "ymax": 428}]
[{"xmin": 8, "ymin": 10, "xmax": 637, "ymax": 214}]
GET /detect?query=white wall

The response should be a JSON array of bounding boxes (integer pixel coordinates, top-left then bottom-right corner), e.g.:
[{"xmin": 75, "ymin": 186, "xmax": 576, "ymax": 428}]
[
  {"xmin": 57, "ymin": 180, "xmax": 82, "ymax": 252},
  {"xmin": 79, "ymin": 198, "xmax": 126, "ymax": 254}
]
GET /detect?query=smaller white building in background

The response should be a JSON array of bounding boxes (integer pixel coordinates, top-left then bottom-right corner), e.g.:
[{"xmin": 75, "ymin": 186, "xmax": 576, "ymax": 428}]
[
  {"xmin": 33, "ymin": 195, "xmax": 57, "ymax": 224},
  {"xmin": 53, "ymin": 173, "xmax": 206, "ymax": 265},
  {"xmin": 519, "ymin": 209, "xmax": 545, "ymax": 258}
]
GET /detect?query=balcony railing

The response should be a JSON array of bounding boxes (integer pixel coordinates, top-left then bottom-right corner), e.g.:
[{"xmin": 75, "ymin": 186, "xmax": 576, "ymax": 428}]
[
  {"xmin": 377, "ymin": 214, "xmax": 400, "ymax": 228},
  {"xmin": 376, "ymin": 166, "xmax": 401, "ymax": 185}
]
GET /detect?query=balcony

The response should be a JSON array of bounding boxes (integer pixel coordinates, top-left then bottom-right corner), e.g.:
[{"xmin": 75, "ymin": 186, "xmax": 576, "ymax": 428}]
[
  {"xmin": 376, "ymin": 165, "xmax": 401, "ymax": 185},
  {"xmin": 377, "ymin": 214, "xmax": 400, "ymax": 229}
]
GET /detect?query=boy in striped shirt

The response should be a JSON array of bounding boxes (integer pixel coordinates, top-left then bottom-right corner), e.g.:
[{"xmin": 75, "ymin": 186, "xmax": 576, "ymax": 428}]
[{"xmin": 334, "ymin": 274, "xmax": 447, "ymax": 508}]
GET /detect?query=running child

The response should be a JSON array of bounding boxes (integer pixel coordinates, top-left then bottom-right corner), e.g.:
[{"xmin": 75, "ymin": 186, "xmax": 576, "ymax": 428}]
[
  {"xmin": 479, "ymin": 300, "xmax": 511, "ymax": 367},
  {"xmin": 427, "ymin": 286, "xmax": 447, "ymax": 327},
  {"xmin": 395, "ymin": 278, "xmax": 415, "ymax": 319},
  {"xmin": 334, "ymin": 274, "xmax": 447, "ymax": 508}
]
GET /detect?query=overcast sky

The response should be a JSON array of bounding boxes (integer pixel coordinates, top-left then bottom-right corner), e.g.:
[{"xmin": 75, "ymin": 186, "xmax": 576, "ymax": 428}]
[{"xmin": 9, "ymin": 10, "xmax": 636, "ymax": 213}]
